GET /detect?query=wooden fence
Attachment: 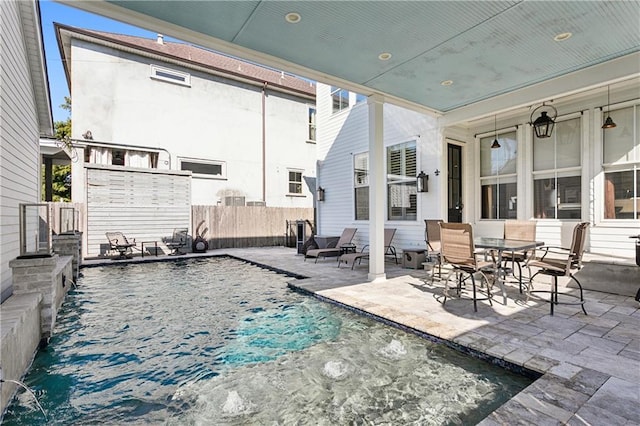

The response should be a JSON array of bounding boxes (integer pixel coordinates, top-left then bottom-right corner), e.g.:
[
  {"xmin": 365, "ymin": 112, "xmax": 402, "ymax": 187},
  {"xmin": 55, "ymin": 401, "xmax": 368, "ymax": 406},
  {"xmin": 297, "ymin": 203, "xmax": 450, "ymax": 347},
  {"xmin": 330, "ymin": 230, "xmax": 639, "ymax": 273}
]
[{"xmin": 192, "ymin": 205, "xmax": 314, "ymax": 249}]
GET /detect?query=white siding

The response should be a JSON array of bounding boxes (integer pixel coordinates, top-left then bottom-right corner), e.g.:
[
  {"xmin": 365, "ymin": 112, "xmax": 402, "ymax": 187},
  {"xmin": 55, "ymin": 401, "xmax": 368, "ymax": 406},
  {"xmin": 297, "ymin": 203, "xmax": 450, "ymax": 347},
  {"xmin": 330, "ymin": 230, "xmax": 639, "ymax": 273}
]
[
  {"xmin": 85, "ymin": 166, "xmax": 191, "ymax": 256},
  {"xmin": 69, "ymin": 38, "xmax": 315, "ymax": 208},
  {"xmin": 316, "ymin": 83, "xmax": 441, "ymax": 251},
  {"xmin": 0, "ymin": 1, "xmax": 41, "ymax": 301}
]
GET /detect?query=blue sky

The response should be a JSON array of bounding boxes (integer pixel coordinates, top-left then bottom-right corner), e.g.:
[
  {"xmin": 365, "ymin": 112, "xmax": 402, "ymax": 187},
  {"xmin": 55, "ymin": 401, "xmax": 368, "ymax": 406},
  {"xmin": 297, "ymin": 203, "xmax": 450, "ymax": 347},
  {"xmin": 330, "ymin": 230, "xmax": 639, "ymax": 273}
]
[{"xmin": 40, "ymin": 0, "xmax": 179, "ymax": 122}]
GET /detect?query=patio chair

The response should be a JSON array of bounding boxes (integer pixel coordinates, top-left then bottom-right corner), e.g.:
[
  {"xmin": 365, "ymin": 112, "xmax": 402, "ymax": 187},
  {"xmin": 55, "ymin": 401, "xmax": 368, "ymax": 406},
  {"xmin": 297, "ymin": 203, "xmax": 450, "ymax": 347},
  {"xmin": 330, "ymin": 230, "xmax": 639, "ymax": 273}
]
[
  {"xmin": 439, "ymin": 223, "xmax": 495, "ymax": 312},
  {"xmin": 501, "ymin": 220, "xmax": 537, "ymax": 293},
  {"xmin": 105, "ymin": 232, "xmax": 136, "ymax": 259},
  {"xmin": 305, "ymin": 228, "xmax": 357, "ymax": 263},
  {"xmin": 166, "ymin": 228, "xmax": 189, "ymax": 255},
  {"xmin": 338, "ymin": 228, "xmax": 397, "ymax": 269},
  {"xmin": 424, "ymin": 219, "xmax": 444, "ymax": 282},
  {"xmin": 526, "ymin": 222, "xmax": 589, "ymax": 316}
]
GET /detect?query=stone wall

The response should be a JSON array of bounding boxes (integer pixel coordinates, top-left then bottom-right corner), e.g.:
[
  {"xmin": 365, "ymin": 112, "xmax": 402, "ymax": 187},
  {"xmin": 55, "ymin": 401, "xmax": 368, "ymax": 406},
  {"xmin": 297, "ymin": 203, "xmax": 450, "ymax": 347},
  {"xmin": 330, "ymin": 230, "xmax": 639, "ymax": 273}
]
[
  {"xmin": 0, "ymin": 293, "xmax": 42, "ymax": 414},
  {"xmin": 52, "ymin": 233, "xmax": 82, "ymax": 280},
  {"xmin": 9, "ymin": 255, "xmax": 73, "ymax": 338}
]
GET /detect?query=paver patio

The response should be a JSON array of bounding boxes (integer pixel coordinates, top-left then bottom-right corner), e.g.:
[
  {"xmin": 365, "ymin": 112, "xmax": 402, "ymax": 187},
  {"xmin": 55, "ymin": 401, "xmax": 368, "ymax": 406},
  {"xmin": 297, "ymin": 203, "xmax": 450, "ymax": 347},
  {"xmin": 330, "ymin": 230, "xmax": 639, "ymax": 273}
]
[{"xmin": 84, "ymin": 247, "xmax": 640, "ymax": 424}]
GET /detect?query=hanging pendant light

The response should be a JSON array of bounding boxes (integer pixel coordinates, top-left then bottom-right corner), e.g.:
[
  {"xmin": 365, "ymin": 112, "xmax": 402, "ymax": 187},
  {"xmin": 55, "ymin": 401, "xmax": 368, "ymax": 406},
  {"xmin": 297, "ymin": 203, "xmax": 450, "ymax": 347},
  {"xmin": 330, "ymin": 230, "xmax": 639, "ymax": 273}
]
[
  {"xmin": 491, "ymin": 114, "xmax": 500, "ymax": 148},
  {"xmin": 530, "ymin": 103, "xmax": 557, "ymax": 138},
  {"xmin": 602, "ymin": 85, "xmax": 617, "ymax": 129}
]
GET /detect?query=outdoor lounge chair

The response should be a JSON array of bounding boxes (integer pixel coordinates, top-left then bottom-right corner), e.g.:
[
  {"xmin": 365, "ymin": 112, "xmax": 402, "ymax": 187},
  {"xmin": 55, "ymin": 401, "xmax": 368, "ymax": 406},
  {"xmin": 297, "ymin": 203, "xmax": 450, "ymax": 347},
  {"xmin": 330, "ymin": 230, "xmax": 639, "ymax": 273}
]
[
  {"xmin": 338, "ymin": 228, "xmax": 397, "ymax": 269},
  {"xmin": 166, "ymin": 228, "xmax": 188, "ymax": 255},
  {"xmin": 526, "ymin": 222, "xmax": 589, "ymax": 316},
  {"xmin": 106, "ymin": 232, "xmax": 136, "ymax": 259},
  {"xmin": 305, "ymin": 228, "xmax": 357, "ymax": 263}
]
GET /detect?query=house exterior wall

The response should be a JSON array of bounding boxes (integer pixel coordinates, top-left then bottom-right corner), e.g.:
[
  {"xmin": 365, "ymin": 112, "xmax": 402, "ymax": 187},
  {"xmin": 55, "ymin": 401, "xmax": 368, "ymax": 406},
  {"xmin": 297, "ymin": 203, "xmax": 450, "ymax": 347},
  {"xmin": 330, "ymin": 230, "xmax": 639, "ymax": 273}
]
[
  {"xmin": 317, "ymin": 82, "xmax": 640, "ymax": 259},
  {"xmin": 0, "ymin": 1, "xmax": 43, "ymax": 302},
  {"xmin": 315, "ymin": 83, "xmax": 441, "ymax": 251},
  {"xmin": 68, "ymin": 37, "xmax": 315, "ymax": 208}
]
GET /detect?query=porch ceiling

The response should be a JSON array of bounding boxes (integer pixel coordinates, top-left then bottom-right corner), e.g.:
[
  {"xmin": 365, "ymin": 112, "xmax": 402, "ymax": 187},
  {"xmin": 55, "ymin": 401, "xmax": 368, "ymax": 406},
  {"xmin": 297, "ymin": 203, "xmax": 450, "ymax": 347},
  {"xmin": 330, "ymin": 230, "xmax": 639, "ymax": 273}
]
[{"xmin": 63, "ymin": 1, "xmax": 640, "ymax": 123}]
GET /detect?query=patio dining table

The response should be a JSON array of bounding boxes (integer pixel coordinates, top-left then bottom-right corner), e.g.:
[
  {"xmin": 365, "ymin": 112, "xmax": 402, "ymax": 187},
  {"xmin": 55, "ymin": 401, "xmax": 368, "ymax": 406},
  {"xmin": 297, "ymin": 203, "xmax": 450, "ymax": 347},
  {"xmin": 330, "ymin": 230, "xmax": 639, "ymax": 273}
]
[{"xmin": 474, "ymin": 237, "xmax": 544, "ymax": 305}]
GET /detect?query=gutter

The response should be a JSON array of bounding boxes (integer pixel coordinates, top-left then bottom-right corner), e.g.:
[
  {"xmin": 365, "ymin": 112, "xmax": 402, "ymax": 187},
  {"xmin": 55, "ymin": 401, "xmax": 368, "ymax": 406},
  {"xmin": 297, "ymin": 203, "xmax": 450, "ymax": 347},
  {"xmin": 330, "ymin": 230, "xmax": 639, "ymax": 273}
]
[{"xmin": 262, "ymin": 82, "xmax": 267, "ymax": 203}]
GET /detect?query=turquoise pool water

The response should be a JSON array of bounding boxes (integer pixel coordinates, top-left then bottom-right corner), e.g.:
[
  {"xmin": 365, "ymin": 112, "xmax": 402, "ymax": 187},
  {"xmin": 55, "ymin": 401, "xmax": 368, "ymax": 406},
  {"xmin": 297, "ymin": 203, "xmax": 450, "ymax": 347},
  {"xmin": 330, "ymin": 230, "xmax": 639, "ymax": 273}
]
[{"xmin": 3, "ymin": 257, "xmax": 532, "ymax": 424}]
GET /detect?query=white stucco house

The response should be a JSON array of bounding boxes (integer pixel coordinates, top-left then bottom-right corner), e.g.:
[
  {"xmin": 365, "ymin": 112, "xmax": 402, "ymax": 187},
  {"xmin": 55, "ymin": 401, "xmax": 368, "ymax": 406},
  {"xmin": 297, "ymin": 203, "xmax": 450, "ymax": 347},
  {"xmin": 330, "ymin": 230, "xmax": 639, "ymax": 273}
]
[
  {"xmin": 55, "ymin": 24, "xmax": 317, "ymax": 208},
  {"xmin": 315, "ymin": 80, "xmax": 640, "ymax": 260},
  {"xmin": 1, "ymin": 0, "xmax": 53, "ymax": 302}
]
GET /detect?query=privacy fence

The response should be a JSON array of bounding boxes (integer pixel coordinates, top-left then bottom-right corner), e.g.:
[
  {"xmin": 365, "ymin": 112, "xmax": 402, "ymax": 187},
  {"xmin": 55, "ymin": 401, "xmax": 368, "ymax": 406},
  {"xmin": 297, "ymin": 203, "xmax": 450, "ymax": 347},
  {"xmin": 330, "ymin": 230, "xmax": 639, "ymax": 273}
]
[
  {"xmin": 192, "ymin": 205, "xmax": 314, "ymax": 249},
  {"xmin": 45, "ymin": 202, "xmax": 314, "ymax": 257}
]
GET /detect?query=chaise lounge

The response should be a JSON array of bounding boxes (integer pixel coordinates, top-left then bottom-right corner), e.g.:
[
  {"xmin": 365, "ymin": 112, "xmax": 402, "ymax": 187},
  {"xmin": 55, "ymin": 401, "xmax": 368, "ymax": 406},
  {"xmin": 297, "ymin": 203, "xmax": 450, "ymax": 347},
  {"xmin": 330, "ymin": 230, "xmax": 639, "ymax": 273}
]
[
  {"xmin": 305, "ymin": 228, "xmax": 357, "ymax": 263},
  {"xmin": 338, "ymin": 228, "xmax": 397, "ymax": 269}
]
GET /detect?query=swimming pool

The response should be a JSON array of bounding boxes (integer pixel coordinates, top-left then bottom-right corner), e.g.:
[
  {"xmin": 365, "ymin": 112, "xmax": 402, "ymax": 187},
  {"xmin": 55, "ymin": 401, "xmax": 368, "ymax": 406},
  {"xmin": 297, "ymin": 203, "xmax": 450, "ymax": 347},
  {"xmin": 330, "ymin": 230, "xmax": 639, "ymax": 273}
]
[{"xmin": 3, "ymin": 257, "xmax": 532, "ymax": 424}]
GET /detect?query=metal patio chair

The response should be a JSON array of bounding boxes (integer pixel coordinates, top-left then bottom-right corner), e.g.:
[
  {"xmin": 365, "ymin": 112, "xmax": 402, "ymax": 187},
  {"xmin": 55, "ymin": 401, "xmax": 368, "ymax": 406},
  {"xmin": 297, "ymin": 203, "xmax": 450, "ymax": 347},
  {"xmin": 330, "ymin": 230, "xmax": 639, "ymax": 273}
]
[
  {"xmin": 440, "ymin": 222, "xmax": 495, "ymax": 312},
  {"xmin": 105, "ymin": 231, "xmax": 136, "ymax": 259},
  {"xmin": 526, "ymin": 222, "xmax": 589, "ymax": 315},
  {"xmin": 166, "ymin": 228, "xmax": 189, "ymax": 255}
]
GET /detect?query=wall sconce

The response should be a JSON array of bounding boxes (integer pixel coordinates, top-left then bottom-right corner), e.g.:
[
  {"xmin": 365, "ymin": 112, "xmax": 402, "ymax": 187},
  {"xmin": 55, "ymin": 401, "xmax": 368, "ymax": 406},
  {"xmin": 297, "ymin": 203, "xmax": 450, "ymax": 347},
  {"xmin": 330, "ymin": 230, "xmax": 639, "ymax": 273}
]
[
  {"xmin": 416, "ymin": 171, "xmax": 429, "ymax": 193},
  {"xmin": 602, "ymin": 85, "xmax": 617, "ymax": 129},
  {"xmin": 317, "ymin": 186, "xmax": 325, "ymax": 202},
  {"xmin": 434, "ymin": 169, "xmax": 440, "ymax": 176},
  {"xmin": 530, "ymin": 104, "xmax": 557, "ymax": 138}
]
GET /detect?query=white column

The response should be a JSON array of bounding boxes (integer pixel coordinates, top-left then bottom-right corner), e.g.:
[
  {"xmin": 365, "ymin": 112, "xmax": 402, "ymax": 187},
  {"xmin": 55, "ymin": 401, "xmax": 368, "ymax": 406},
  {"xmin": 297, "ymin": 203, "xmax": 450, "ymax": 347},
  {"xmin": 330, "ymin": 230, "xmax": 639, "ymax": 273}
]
[
  {"xmin": 367, "ymin": 94, "xmax": 386, "ymax": 282},
  {"xmin": 71, "ymin": 146, "xmax": 86, "ymax": 203}
]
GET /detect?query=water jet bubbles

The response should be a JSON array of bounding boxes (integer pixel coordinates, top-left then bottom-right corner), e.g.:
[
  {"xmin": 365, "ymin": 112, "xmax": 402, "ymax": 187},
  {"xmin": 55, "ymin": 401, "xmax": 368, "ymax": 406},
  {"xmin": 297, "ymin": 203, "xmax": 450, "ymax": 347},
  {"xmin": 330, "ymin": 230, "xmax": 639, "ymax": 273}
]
[
  {"xmin": 222, "ymin": 390, "xmax": 251, "ymax": 415},
  {"xmin": 322, "ymin": 360, "xmax": 349, "ymax": 379},
  {"xmin": 378, "ymin": 339, "xmax": 407, "ymax": 359}
]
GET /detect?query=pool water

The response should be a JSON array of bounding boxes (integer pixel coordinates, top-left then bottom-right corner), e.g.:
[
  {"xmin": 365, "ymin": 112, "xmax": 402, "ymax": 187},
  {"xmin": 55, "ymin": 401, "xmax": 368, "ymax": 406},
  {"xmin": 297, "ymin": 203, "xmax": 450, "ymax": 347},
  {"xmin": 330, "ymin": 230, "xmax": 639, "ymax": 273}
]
[{"xmin": 3, "ymin": 257, "xmax": 532, "ymax": 425}]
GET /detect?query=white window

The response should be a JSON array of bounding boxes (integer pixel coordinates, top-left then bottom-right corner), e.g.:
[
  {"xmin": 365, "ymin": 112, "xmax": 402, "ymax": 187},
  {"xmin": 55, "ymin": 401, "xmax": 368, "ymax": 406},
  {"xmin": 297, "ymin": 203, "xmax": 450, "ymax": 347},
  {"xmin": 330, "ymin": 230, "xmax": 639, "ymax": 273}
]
[
  {"xmin": 331, "ymin": 86, "xmax": 349, "ymax": 114},
  {"xmin": 532, "ymin": 116, "xmax": 582, "ymax": 219},
  {"xmin": 354, "ymin": 152, "xmax": 369, "ymax": 220},
  {"xmin": 179, "ymin": 158, "xmax": 226, "ymax": 179},
  {"xmin": 150, "ymin": 65, "xmax": 191, "ymax": 87},
  {"xmin": 84, "ymin": 146, "xmax": 157, "ymax": 168},
  {"xmin": 479, "ymin": 131, "xmax": 517, "ymax": 219},
  {"xmin": 308, "ymin": 107, "xmax": 316, "ymax": 142},
  {"xmin": 603, "ymin": 104, "xmax": 640, "ymax": 219},
  {"xmin": 288, "ymin": 170, "xmax": 303, "ymax": 195},
  {"xmin": 387, "ymin": 141, "xmax": 417, "ymax": 220}
]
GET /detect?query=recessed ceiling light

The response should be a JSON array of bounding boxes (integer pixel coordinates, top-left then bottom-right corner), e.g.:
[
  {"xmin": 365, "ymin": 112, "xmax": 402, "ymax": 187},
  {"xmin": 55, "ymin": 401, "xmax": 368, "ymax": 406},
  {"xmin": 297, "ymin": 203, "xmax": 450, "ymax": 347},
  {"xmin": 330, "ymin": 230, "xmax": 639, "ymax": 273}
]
[
  {"xmin": 554, "ymin": 32, "xmax": 572, "ymax": 41},
  {"xmin": 378, "ymin": 52, "xmax": 392, "ymax": 61},
  {"xmin": 285, "ymin": 12, "xmax": 301, "ymax": 24},
  {"xmin": 440, "ymin": 80, "xmax": 453, "ymax": 86}
]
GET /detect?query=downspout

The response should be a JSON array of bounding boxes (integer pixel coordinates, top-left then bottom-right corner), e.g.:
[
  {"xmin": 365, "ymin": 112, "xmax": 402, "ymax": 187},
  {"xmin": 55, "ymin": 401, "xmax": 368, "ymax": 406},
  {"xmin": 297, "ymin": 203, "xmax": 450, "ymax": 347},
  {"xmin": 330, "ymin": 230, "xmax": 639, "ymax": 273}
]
[{"xmin": 262, "ymin": 82, "xmax": 267, "ymax": 203}]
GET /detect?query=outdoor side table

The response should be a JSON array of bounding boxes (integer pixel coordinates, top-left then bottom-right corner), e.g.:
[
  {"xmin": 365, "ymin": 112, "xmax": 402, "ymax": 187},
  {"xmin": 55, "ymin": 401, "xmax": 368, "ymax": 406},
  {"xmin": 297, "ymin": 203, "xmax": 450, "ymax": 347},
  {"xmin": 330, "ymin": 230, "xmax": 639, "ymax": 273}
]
[
  {"xmin": 340, "ymin": 243, "xmax": 357, "ymax": 255},
  {"xmin": 141, "ymin": 241, "xmax": 159, "ymax": 257},
  {"xmin": 402, "ymin": 248, "xmax": 426, "ymax": 269}
]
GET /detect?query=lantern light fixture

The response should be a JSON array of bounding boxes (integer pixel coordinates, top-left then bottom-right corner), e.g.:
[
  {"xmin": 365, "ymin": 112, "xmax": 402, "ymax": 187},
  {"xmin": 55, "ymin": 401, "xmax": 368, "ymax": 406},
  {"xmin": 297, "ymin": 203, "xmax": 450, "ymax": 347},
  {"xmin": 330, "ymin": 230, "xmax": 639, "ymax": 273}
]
[
  {"xmin": 530, "ymin": 103, "xmax": 558, "ymax": 138},
  {"xmin": 317, "ymin": 186, "xmax": 325, "ymax": 202},
  {"xmin": 417, "ymin": 171, "xmax": 429, "ymax": 193},
  {"xmin": 602, "ymin": 85, "xmax": 617, "ymax": 129}
]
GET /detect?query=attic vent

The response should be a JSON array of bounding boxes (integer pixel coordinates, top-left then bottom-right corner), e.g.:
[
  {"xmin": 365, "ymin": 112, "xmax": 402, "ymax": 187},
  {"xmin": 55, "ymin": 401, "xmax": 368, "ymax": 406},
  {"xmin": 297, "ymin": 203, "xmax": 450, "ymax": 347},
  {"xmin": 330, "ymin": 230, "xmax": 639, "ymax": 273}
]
[{"xmin": 150, "ymin": 65, "xmax": 190, "ymax": 87}]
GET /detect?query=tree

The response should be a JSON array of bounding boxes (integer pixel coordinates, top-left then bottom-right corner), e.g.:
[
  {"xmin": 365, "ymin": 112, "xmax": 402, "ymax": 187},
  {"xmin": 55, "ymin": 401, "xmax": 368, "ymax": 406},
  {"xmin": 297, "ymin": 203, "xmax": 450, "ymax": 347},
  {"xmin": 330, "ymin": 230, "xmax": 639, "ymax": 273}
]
[{"xmin": 43, "ymin": 97, "xmax": 72, "ymax": 201}]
